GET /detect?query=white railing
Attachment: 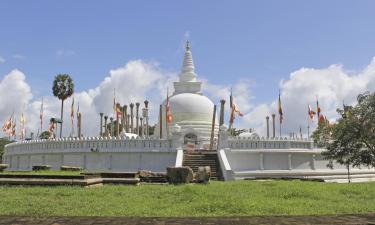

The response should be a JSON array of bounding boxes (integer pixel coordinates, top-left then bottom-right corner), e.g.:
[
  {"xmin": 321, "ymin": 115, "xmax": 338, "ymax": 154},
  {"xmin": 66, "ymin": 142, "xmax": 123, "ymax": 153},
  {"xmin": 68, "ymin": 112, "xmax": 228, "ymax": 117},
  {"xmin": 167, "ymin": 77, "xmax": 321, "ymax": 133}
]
[
  {"xmin": 227, "ymin": 136, "xmax": 313, "ymax": 150},
  {"xmin": 4, "ymin": 136, "xmax": 174, "ymax": 155}
]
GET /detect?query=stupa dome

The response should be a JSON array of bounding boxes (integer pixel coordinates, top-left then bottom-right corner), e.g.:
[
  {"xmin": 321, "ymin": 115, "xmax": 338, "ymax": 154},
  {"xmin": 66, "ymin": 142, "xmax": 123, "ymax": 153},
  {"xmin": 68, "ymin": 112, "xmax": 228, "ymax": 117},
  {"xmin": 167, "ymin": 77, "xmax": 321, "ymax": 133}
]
[{"xmin": 169, "ymin": 93, "xmax": 214, "ymax": 123}]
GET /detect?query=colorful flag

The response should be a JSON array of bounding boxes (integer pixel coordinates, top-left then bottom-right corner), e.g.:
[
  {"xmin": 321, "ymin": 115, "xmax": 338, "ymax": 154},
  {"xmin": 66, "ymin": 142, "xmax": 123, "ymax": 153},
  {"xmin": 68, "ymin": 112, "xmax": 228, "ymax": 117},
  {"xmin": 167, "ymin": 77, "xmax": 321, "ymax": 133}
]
[
  {"xmin": 40, "ymin": 97, "xmax": 44, "ymax": 131},
  {"xmin": 229, "ymin": 103, "xmax": 244, "ymax": 124},
  {"xmin": 11, "ymin": 118, "xmax": 16, "ymax": 137},
  {"xmin": 116, "ymin": 103, "xmax": 122, "ymax": 118},
  {"xmin": 278, "ymin": 92, "xmax": 283, "ymax": 124},
  {"xmin": 19, "ymin": 113, "xmax": 26, "ymax": 140},
  {"xmin": 70, "ymin": 97, "xmax": 75, "ymax": 126},
  {"xmin": 166, "ymin": 91, "xmax": 172, "ymax": 123},
  {"xmin": 308, "ymin": 104, "xmax": 316, "ymax": 121},
  {"xmin": 316, "ymin": 99, "xmax": 321, "ymax": 119},
  {"xmin": 2, "ymin": 114, "xmax": 13, "ymax": 132},
  {"xmin": 48, "ymin": 120, "xmax": 56, "ymax": 138},
  {"xmin": 318, "ymin": 113, "xmax": 325, "ymax": 125},
  {"xmin": 76, "ymin": 103, "xmax": 81, "ymax": 129}
]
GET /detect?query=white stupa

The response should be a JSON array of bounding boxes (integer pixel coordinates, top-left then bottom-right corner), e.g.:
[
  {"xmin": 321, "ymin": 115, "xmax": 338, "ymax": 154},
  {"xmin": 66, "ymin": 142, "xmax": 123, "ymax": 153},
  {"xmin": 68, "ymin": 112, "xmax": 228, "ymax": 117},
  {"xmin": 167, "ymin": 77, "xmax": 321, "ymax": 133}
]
[{"xmin": 154, "ymin": 41, "xmax": 218, "ymax": 148}]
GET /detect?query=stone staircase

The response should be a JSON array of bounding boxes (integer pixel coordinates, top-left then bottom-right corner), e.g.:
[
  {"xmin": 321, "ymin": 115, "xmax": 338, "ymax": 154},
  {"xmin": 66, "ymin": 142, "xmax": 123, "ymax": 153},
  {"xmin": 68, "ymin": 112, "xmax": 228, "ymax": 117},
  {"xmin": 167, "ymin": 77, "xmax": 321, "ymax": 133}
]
[
  {"xmin": 182, "ymin": 151, "xmax": 223, "ymax": 180},
  {"xmin": 139, "ymin": 173, "xmax": 168, "ymax": 183}
]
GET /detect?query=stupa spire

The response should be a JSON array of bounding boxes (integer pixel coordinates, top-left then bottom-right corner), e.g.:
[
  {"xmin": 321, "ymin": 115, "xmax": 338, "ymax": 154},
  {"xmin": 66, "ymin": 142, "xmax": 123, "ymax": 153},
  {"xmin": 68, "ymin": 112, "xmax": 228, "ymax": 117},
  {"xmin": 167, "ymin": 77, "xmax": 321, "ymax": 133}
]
[{"xmin": 179, "ymin": 40, "xmax": 197, "ymax": 82}]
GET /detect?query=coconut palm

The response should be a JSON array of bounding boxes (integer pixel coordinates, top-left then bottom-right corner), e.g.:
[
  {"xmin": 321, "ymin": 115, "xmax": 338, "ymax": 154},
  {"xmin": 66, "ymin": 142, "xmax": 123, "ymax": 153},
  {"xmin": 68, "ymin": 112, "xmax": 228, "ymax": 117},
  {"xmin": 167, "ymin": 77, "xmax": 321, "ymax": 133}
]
[{"xmin": 52, "ymin": 74, "xmax": 74, "ymax": 138}]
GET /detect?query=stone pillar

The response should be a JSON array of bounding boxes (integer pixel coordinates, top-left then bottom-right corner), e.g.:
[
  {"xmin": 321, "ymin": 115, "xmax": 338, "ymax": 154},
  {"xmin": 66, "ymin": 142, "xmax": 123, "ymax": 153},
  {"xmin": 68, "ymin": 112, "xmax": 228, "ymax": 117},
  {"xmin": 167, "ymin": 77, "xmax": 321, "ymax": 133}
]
[
  {"xmin": 136, "ymin": 102, "xmax": 140, "ymax": 135},
  {"xmin": 104, "ymin": 116, "xmax": 108, "ymax": 137},
  {"xmin": 122, "ymin": 105, "xmax": 126, "ymax": 132},
  {"xmin": 159, "ymin": 104, "xmax": 163, "ymax": 138},
  {"xmin": 78, "ymin": 113, "xmax": 82, "ymax": 138},
  {"xmin": 210, "ymin": 105, "xmax": 217, "ymax": 150},
  {"xmin": 272, "ymin": 114, "xmax": 276, "ymax": 138},
  {"xmin": 110, "ymin": 117, "xmax": 114, "ymax": 137},
  {"xmin": 124, "ymin": 105, "xmax": 128, "ymax": 133},
  {"xmin": 99, "ymin": 113, "xmax": 104, "ymax": 137},
  {"xmin": 140, "ymin": 117, "xmax": 143, "ymax": 137},
  {"xmin": 266, "ymin": 116, "xmax": 270, "ymax": 138},
  {"xmin": 144, "ymin": 100, "xmax": 149, "ymax": 137},
  {"xmin": 219, "ymin": 99, "xmax": 225, "ymax": 126},
  {"xmin": 130, "ymin": 103, "xmax": 134, "ymax": 133}
]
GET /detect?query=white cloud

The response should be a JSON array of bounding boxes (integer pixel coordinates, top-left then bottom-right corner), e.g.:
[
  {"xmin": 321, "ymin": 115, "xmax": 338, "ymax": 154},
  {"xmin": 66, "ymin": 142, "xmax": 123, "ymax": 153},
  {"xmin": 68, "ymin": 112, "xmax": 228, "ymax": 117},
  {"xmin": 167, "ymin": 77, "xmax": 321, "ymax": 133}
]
[
  {"xmin": 0, "ymin": 60, "xmax": 177, "ymax": 138},
  {"xmin": 2, "ymin": 57, "xmax": 375, "ymax": 139},
  {"xmin": 244, "ymin": 57, "xmax": 375, "ymax": 137}
]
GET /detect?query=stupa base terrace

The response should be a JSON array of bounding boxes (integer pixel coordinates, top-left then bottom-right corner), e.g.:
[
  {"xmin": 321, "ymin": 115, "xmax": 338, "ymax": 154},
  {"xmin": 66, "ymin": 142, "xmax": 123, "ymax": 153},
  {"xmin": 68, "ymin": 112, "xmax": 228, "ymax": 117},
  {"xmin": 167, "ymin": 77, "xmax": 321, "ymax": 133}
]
[{"xmin": 4, "ymin": 128, "xmax": 375, "ymax": 183}]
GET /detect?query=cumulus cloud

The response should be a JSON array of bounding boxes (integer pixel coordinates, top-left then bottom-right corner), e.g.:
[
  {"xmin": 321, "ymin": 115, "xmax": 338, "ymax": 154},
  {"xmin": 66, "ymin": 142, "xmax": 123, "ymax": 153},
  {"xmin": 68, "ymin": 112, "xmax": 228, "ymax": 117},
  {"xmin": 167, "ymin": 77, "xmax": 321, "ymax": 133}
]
[
  {"xmin": 2, "ymin": 57, "xmax": 375, "ymax": 139},
  {"xmin": 0, "ymin": 60, "xmax": 177, "ymax": 138},
  {"xmin": 244, "ymin": 57, "xmax": 375, "ymax": 137}
]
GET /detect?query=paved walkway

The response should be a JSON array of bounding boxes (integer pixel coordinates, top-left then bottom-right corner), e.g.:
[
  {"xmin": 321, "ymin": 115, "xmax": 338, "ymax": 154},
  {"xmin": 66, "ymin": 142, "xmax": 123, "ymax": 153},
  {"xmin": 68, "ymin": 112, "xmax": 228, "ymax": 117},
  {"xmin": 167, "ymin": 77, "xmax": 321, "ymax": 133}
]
[{"xmin": 1, "ymin": 214, "xmax": 375, "ymax": 225}]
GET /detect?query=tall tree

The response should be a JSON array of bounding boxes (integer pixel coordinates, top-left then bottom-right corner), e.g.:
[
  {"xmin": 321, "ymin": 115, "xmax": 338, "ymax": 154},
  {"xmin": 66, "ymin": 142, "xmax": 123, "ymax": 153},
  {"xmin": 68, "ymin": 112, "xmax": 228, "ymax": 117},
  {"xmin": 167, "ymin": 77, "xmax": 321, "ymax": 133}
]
[
  {"xmin": 313, "ymin": 91, "xmax": 375, "ymax": 168},
  {"xmin": 52, "ymin": 74, "xmax": 74, "ymax": 138}
]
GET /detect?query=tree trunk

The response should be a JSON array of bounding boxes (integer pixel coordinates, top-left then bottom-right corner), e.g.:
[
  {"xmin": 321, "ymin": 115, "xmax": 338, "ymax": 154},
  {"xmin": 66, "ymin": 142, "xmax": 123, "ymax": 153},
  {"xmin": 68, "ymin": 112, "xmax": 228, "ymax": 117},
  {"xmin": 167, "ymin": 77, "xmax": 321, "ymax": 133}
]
[{"xmin": 60, "ymin": 99, "xmax": 64, "ymax": 138}]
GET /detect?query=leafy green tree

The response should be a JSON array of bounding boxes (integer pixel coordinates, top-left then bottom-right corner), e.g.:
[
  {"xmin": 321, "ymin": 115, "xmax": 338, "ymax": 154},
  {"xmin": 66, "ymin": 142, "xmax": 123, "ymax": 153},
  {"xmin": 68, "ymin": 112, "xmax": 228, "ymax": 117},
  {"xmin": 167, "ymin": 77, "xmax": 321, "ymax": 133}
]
[
  {"xmin": 0, "ymin": 138, "xmax": 12, "ymax": 163},
  {"xmin": 228, "ymin": 128, "xmax": 247, "ymax": 136},
  {"xmin": 314, "ymin": 92, "xmax": 375, "ymax": 168},
  {"xmin": 52, "ymin": 74, "xmax": 74, "ymax": 138}
]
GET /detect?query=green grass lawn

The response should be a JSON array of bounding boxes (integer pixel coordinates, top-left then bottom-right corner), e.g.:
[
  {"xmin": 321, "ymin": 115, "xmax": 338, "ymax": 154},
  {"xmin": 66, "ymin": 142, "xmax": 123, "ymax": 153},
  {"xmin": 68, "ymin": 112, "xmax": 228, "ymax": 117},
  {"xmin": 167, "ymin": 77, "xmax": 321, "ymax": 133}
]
[{"xmin": 0, "ymin": 180, "xmax": 375, "ymax": 217}]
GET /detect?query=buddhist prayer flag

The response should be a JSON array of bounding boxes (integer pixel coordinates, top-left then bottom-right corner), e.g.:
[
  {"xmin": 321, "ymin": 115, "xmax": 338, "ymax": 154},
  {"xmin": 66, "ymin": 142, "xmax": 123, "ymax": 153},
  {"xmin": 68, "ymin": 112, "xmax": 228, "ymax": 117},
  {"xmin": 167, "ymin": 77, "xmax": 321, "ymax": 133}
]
[
  {"xmin": 19, "ymin": 113, "xmax": 26, "ymax": 140},
  {"xmin": 318, "ymin": 113, "xmax": 326, "ymax": 125},
  {"xmin": 229, "ymin": 88, "xmax": 244, "ymax": 125},
  {"xmin": 166, "ymin": 91, "xmax": 172, "ymax": 123},
  {"xmin": 316, "ymin": 99, "xmax": 321, "ymax": 118},
  {"xmin": 116, "ymin": 103, "xmax": 122, "ymax": 118},
  {"xmin": 308, "ymin": 104, "xmax": 316, "ymax": 121},
  {"xmin": 278, "ymin": 92, "xmax": 283, "ymax": 124},
  {"xmin": 2, "ymin": 114, "xmax": 13, "ymax": 133},
  {"xmin": 11, "ymin": 118, "xmax": 16, "ymax": 137},
  {"xmin": 70, "ymin": 97, "xmax": 75, "ymax": 124},
  {"xmin": 40, "ymin": 98, "xmax": 44, "ymax": 131}
]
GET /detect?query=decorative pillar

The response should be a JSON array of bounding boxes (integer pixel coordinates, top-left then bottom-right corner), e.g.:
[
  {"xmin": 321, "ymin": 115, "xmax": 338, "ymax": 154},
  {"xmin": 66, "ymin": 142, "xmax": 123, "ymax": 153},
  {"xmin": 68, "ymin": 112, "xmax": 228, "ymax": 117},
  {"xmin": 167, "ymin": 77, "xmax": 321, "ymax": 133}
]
[
  {"xmin": 99, "ymin": 113, "xmax": 104, "ymax": 137},
  {"xmin": 288, "ymin": 154, "xmax": 292, "ymax": 170},
  {"xmin": 136, "ymin": 102, "xmax": 140, "ymax": 135},
  {"xmin": 78, "ymin": 113, "xmax": 82, "ymax": 138},
  {"xmin": 266, "ymin": 116, "xmax": 270, "ymax": 138},
  {"xmin": 209, "ymin": 105, "xmax": 217, "ymax": 150},
  {"xmin": 110, "ymin": 117, "xmax": 114, "ymax": 137},
  {"xmin": 124, "ymin": 105, "xmax": 128, "ymax": 133},
  {"xmin": 130, "ymin": 103, "xmax": 134, "ymax": 133},
  {"xmin": 159, "ymin": 104, "xmax": 163, "ymax": 138},
  {"xmin": 104, "ymin": 116, "xmax": 108, "ymax": 137},
  {"xmin": 140, "ymin": 117, "xmax": 143, "ymax": 137},
  {"xmin": 272, "ymin": 114, "xmax": 276, "ymax": 138},
  {"xmin": 219, "ymin": 99, "xmax": 225, "ymax": 126},
  {"xmin": 144, "ymin": 100, "xmax": 149, "ymax": 137},
  {"xmin": 122, "ymin": 105, "xmax": 126, "ymax": 133}
]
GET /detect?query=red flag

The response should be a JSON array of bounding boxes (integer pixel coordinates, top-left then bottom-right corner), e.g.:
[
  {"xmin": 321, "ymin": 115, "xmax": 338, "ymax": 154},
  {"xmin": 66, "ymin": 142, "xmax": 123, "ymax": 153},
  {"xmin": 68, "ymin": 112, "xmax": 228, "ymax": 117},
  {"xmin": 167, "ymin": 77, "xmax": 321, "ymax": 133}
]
[
  {"xmin": 166, "ymin": 92, "xmax": 172, "ymax": 123},
  {"xmin": 278, "ymin": 92, "xmax": 283, "ymax": 124},
  {"xmin": 308, "ymin": 104, "xmax": 316, "ymax": 121}
]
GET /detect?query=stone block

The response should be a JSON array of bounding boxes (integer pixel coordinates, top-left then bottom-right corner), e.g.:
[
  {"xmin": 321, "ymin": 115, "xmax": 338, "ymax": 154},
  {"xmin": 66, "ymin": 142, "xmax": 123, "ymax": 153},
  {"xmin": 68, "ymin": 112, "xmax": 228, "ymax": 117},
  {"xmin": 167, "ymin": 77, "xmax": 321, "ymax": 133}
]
[
  {"xmin": 196, "ymin": 166, "xmax": 211, "ymax": 184},
  {"xmin": 167, "ymin": 167, "xmax": 193, "ymax": 184}
]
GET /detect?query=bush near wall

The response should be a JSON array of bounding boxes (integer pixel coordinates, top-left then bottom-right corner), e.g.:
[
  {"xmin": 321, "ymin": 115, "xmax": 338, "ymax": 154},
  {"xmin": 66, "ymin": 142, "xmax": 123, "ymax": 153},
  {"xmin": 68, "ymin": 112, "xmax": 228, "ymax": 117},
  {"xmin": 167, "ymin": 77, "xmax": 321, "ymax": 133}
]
[
  {"xmin": 0, "ymin": 138, "xmax": 12, "ymax": 163},
  {"xmin": 0, "ymin": 164, "xmax": 8, "ymax": 172},
  {"xmin": 32, "ymin": 165, "xmax": 52, "ymax": 171}
]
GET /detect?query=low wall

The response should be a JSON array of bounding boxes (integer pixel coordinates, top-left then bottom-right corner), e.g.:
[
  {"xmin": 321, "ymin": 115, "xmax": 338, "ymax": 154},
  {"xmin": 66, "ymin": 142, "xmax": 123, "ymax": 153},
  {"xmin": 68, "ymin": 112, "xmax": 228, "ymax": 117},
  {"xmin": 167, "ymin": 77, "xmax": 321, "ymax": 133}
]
[
  {"xmin": 218, "ymin": 147, "xmax": 375, "ymax": 183},
  {"xmin": 3, "ymin": 137, "xmax": 177, "ymax": 172}
]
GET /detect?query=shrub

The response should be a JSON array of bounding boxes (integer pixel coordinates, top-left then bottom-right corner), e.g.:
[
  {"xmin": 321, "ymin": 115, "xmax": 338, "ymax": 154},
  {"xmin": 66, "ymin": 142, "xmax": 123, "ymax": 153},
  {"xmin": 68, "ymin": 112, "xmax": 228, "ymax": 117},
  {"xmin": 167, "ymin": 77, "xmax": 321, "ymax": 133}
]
[{"xmin": 32, "ymin": 165, "xmax": 52, "ymax": 171}]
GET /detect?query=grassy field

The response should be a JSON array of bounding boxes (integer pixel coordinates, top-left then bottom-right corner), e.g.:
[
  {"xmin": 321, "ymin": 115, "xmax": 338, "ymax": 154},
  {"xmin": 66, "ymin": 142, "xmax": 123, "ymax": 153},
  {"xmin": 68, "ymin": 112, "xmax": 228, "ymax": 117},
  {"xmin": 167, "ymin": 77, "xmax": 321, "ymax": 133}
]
[{"xmin": 0, "ymin": 180, "xmax": 375, "ymax": 217}]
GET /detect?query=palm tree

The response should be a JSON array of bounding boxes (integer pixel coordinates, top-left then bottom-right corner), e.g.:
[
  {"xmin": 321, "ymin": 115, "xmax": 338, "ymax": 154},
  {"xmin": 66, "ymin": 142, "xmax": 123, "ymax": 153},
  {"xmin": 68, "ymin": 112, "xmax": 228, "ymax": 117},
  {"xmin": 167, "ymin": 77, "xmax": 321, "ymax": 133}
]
[{"xmin": 52, "ymin": 74, "xmax": 74, "ymax": 138}]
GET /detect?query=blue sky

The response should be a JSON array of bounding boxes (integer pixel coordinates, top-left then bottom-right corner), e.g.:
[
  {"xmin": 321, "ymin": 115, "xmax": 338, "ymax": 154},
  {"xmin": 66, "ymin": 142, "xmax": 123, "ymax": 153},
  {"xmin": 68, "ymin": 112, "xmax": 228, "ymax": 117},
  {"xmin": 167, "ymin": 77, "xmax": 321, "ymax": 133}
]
[
  {"xmin": 1, "ymin": 0, "xmax": 375, "ymax": 104},
  {"xmin": 2, "ymin": 1, "xmax": 375, "ymax": 137}
]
